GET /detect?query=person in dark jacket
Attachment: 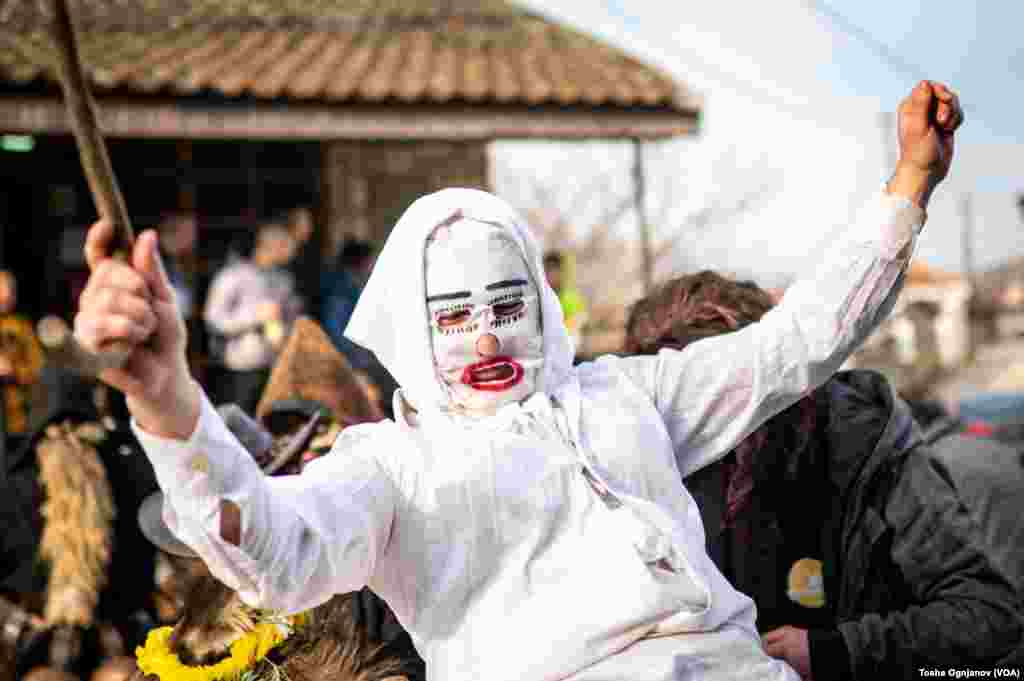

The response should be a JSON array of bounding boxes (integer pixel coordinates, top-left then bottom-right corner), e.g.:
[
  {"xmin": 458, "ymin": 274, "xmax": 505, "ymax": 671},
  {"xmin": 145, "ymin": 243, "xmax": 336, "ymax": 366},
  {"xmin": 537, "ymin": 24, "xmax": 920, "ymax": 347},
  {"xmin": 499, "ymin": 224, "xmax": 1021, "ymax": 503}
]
[
  {"xmin": 319, "ymin": 240, "xmax": 399, "ymax": 418},
  {"xmin": 320, "ymin": 240, "xmax": 376, "ymax": 370},
  {"xmin": 904, "ymin": 408, "xmax": 1024, "ymax": 595},
  {"xmin": 624, "ymin": 270, "xmax": 1024, "ymax": 680}
]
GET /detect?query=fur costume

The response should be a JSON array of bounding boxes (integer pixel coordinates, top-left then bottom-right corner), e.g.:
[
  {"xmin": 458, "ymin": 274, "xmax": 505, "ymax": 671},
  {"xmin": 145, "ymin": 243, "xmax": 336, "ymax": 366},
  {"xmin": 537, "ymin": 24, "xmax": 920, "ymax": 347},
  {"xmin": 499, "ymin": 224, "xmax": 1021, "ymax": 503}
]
[
  {"xmin": 1, "ymin": 373, "xmax": 159, "ymax": 680},
  {"xmin": 37, "ymin": 422, "xmax": 115, "ymax": 628}
]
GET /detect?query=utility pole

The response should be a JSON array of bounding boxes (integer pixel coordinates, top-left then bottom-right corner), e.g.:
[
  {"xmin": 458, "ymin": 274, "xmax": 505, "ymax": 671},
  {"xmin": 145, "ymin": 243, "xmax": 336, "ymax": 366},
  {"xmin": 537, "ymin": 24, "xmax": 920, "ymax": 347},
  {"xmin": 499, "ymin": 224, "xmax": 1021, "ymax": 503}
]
[
  {"xmin": 879, "ymin": 111, "xmax": 897, "ymax": 173},
  {"xmin": 959, "ymin": 192, "xmax": 979, "ymax": 358},
  {"xmin": 632, "ymin": 138, "xmax": 653, "ymax": 293},
  {"xmin": 960, "ymin": 192, "xmax": 974, "ymax": 284}
]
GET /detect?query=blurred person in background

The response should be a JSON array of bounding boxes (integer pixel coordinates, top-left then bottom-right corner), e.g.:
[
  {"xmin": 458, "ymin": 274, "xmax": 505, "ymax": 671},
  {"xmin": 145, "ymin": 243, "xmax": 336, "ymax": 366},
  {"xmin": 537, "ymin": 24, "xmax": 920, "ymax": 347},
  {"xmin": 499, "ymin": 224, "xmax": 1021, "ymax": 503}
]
[
  {"xmin": 624, "ymin": 270, "xmax": 1024, "ymax": 680},
  {"xmin": 155, "ymin": 212, "xmax": 210, "ymax": 385},
  {"xmin": 319, "ymin": 240, "xmax": 398, "ymax": 418},
  {"xmin": 320, "ymin": 239, "xmax": 376, "ymax": 368},
  {"xmin": 543, "ymin": 250, "xmax": 588, "ymax": 350},
  {"xmin": 155, "ymin": 213, "xmax": 198, "ymax": 323},
  {"xmin": 0, "ymin": 269, "xmax": 44, "ymax": 453},
  {"xmin": 203, "ymin": 222, "xmax": 303, "ymax": 413},
  {"xmin": 282, "ymin": 205, "xmax": 320, "ymax": 308}
]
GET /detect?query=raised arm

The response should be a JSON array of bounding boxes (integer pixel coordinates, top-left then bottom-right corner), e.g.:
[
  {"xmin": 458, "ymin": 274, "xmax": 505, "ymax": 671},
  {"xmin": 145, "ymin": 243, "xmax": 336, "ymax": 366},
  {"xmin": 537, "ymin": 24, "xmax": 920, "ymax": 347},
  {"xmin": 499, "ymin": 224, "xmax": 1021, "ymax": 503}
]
[
  {"xmin": 133, "ymin": 394, "xmax": 398, "ymax": 614},
  {"xmin": 618, "ymin": 81, "xmax": 962, "ymax": 476},
  {"xmin": 73, "ymin": 221, "xmax": 397, "ymax": 613}
]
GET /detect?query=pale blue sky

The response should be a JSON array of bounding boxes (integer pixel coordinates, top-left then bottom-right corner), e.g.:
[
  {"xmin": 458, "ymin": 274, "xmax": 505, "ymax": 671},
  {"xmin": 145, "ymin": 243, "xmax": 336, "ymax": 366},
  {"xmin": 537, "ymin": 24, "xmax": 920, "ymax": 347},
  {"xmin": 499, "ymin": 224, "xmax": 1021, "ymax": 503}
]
[{"xmin": 496, "ymin": 1, "xmax": 1024, "ymax": 282}]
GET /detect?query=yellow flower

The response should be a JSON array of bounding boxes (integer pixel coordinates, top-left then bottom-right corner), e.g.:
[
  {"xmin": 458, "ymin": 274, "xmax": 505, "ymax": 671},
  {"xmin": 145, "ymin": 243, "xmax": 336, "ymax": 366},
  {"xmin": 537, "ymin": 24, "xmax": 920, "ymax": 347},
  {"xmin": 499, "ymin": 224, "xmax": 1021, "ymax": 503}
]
[{"xmin": 135, "ymin": 616, "xmax": 300, "ymax": 681}]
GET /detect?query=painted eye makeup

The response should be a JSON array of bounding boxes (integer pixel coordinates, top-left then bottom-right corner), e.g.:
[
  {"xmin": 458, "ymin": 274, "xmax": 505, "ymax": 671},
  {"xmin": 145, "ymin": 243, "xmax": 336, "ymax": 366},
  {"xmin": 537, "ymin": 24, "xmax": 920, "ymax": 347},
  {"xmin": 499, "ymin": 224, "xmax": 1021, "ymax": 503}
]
[
  {"xmin": 491, "ymin": 292, "xmax": 525, "ymax": 318},
  {"xmin": 493, "ymin": 300, "xmax": 524, "ymax": 317},
  {"xmin": 436, "ymin": 309, "xmax": 473, "ymax": 328},
  {"xmin": 431, "ymin": 292, "xmax": 529, "ymax": 335},
  {"xmin": 433, "ymin": 303, "xmax": 474, "ymax": 335},
  {"xmin": 489, "ymin": 293, "xmax": 527, "ymax": 328}
]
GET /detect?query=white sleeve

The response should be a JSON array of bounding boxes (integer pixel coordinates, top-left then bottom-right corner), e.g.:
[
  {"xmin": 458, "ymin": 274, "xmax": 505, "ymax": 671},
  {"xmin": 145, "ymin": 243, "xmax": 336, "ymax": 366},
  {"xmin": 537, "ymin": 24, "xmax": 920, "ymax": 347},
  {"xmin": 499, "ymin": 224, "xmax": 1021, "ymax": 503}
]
[
  {"xmin": 132, "ymin": 390, "xmax": 398, "ymax": 614},
  {"xmin": 617, "ymin": 190, "xmax": 924, "ymax": 477}
]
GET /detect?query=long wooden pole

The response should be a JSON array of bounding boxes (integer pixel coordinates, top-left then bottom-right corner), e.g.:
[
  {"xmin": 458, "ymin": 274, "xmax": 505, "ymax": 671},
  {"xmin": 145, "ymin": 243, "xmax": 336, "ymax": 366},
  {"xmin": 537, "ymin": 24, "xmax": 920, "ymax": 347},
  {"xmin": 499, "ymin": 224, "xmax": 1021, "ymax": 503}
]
[
  {"xmin": 52, "ymin": 0, "xmax": 134, "ymax": 251},
  {"xmin": 39, "ymin": 0, "xmax": 137, "ymax": 373}
]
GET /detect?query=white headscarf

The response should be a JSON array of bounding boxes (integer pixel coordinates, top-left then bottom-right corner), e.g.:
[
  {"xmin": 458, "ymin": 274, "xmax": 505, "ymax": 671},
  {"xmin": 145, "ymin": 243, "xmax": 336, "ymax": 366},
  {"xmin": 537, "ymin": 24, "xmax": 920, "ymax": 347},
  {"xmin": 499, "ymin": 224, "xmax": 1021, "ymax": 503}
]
[{"xmin": 345, "ymin": 188, "xmax": 575, "ymax": 414}]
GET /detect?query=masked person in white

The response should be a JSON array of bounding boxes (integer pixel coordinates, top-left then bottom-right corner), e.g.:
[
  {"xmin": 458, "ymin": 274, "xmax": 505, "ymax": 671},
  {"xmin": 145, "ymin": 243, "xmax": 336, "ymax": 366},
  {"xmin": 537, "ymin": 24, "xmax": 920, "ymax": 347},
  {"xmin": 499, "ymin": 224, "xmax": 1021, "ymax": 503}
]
[{"xmin": 74, "ymin": 81, "xmax": 962, "ymax": 681}]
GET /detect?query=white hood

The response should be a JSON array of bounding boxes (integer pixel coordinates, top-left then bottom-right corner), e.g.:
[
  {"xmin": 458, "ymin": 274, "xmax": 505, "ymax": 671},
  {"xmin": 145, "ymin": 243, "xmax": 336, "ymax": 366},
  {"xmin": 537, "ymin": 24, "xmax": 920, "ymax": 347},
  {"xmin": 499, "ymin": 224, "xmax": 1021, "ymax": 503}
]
[{"xmin": 345, "ymin": 188, "xmax": 575, "ymax": 414}]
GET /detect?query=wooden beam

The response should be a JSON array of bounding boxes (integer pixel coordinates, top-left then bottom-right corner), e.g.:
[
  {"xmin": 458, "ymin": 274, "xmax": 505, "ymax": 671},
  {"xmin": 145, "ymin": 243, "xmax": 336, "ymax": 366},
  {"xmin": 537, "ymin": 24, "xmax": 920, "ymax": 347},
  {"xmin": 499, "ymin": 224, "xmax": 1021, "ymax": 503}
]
[{"xmin": 0, "ymin": 96, "xmax": 698, "ymax": 141}]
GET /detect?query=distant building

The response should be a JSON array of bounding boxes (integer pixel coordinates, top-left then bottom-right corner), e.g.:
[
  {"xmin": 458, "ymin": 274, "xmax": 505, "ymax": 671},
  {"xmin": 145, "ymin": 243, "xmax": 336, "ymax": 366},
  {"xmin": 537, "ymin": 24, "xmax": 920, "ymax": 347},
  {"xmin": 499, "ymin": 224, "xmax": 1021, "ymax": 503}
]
[{"xmin": 851, "ymin": 260, "xmax": 972, "ymax": 397}]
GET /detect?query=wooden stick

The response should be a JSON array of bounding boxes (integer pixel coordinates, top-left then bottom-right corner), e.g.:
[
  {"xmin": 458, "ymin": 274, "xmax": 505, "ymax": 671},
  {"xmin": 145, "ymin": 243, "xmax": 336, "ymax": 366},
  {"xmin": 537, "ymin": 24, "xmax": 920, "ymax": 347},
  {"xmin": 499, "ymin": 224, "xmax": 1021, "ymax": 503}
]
[
  {"xmin": 51, "ymin": 0, "xmax": 134, "ymax": 252},
  {"xmin": 41, "ymin": 0, "xmax": 138, "ymax": 372}
]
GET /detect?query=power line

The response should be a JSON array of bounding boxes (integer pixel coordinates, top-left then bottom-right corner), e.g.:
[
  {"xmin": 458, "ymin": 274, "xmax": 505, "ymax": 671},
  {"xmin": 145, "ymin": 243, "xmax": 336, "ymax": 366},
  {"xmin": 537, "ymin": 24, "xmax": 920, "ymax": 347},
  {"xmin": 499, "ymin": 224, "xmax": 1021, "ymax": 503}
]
[
  {"xmin": 802, "ymin": 0, "xmax": 929, "ymax": 83},
  {"xmin": 597, "ymin": 0, "xmax": 863, "ymax": 136},
  {"xmin": 804, "ymin": 0, "xmax": 1008, "ymax": 143}
]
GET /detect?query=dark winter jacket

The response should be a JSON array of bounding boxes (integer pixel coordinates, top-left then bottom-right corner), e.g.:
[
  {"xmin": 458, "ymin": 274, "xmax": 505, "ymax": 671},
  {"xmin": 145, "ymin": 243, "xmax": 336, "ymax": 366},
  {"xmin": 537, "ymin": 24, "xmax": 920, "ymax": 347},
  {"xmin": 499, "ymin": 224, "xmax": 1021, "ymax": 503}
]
[{"xmin": 684, "ymin": 369, "xmax": 1024, "ymax": 680}]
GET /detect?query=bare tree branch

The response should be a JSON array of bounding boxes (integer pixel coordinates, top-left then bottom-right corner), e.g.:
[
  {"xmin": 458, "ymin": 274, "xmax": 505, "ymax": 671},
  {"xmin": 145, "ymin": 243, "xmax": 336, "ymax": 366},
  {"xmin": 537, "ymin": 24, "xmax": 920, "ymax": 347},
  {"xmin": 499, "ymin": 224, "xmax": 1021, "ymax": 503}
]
[{"xmin": 493, "ymin": 145, "xmax": 783, "ymax": 352}]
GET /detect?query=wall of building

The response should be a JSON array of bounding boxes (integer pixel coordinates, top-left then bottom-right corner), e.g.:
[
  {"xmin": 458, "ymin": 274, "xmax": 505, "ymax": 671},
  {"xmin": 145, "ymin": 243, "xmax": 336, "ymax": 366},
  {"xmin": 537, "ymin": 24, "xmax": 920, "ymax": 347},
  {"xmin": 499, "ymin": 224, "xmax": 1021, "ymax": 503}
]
[{"xmin": 320, "ymin": 140, "xmax": 489, "ymax": 257}]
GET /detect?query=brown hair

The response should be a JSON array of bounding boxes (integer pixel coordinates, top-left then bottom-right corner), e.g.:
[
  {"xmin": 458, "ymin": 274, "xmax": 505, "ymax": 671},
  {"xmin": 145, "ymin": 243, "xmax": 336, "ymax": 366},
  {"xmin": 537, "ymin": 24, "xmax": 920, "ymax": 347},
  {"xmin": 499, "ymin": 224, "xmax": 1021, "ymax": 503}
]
[{"xmin": 624, "ymin": 270, "xmax": 774, "ymax": 355}]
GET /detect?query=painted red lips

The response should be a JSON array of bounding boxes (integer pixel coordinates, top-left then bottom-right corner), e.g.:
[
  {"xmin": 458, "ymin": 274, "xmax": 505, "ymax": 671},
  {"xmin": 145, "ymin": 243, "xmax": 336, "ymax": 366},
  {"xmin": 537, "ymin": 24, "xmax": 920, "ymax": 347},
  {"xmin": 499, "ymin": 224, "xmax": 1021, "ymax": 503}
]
[{"xmin": 461, "ymin": 356, "xmax": 525, "ymax": 391}]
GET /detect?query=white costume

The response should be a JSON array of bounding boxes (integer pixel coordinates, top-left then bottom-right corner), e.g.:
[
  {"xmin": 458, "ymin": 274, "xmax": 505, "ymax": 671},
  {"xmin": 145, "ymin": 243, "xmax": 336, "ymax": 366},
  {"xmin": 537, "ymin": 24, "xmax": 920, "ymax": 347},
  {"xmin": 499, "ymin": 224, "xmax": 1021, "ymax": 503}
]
[{"xmin": 136, "ymin": 188, "xmax": 924, "ymax": 681}]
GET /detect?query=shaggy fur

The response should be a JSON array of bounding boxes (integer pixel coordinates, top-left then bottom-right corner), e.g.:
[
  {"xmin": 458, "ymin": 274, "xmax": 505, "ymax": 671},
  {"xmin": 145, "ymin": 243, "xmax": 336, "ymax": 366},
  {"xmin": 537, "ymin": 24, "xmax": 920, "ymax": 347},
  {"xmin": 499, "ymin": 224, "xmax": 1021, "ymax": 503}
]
[
  {"xmin": 166, "ymin": 581, "xmax": 413, "ymax": 681},
  {"xmin": 36, "ymin": 422, "xmax": 115, "ymax": 628},
  {"xmin": 269, "ymin": 594, "xmax": 413, "ymax": 681},
  {"xmin": 168, "ymin": 577, "xmax": 255, "ymax": 667}
]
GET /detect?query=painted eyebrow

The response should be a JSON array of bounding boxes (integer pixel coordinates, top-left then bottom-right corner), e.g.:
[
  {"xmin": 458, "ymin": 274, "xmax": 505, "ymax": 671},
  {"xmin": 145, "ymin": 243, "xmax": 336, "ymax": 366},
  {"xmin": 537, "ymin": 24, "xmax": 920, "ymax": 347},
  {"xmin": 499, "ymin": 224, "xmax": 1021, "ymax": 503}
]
[
  {"xmin": 426, "ymin": 278, "xmax": 527, "ymax": 302},
  {"xmin": 426, "ymin": 290, "xmax": 471, "ymax": 303},
  {"xmin": 485, "ymin": 278, "xmax": 529, "ymax": 291}
]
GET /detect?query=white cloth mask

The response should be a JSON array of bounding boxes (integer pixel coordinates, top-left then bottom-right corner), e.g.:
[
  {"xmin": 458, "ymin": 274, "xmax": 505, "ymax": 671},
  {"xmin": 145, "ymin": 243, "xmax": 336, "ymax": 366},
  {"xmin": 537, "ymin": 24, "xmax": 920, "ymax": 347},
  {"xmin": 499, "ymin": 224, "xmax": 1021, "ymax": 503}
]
[
  {"xmin": 346, "ymin": 188, "xmax": 575, "ymax": 416},
  {"xmin": 426, "ymin": 219, "xmax": 544, "ymax": 413}
]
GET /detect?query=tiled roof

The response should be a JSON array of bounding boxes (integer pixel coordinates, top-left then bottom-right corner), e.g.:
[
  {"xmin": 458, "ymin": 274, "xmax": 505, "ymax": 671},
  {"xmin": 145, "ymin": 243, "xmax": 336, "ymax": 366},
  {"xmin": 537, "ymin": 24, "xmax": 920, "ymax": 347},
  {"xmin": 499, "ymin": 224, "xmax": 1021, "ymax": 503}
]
[{"xmin": 0, "ymin": 0, "xmax": 698, "ymax": 112}]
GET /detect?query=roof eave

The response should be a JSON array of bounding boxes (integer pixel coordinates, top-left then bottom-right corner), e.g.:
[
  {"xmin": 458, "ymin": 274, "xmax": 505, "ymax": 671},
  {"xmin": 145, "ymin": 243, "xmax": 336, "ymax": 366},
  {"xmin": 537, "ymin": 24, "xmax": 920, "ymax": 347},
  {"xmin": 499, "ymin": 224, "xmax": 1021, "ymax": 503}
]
[{"xmin": 0, "ymin": 94, "xmax": 699, "ymax": 141}]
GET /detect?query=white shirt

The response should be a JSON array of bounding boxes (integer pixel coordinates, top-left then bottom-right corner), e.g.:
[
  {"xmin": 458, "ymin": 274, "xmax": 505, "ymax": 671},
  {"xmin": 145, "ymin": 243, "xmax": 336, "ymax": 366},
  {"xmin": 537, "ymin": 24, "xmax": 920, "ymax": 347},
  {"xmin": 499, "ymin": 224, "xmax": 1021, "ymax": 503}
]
[{"xmin": 136, "ymin": 191, "xmax": 923, "ymax": 681}]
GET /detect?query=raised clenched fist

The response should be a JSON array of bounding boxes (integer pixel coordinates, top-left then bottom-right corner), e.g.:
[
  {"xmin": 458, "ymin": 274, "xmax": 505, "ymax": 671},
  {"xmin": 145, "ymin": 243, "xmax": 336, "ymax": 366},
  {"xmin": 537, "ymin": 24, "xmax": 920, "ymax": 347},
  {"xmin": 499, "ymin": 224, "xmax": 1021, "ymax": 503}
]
[{"xmin": 896, "ymin": 80, "xmax": 963, "ymax": 183}]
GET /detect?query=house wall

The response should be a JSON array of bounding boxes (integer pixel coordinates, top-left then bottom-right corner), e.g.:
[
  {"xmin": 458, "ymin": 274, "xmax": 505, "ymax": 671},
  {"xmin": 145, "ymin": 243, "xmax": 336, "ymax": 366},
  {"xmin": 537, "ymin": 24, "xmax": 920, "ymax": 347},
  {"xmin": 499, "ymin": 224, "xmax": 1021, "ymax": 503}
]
[
  {"xmin": 854, "ymin": 281, "xmax": 973, "ymax": 371},
  {"xmin": 320, "ymin": 140, "xmax": 489, "ymax": 257},
  {"xmin": 904, "ymin": 282, "xmax": 973, "ymax": 368}
]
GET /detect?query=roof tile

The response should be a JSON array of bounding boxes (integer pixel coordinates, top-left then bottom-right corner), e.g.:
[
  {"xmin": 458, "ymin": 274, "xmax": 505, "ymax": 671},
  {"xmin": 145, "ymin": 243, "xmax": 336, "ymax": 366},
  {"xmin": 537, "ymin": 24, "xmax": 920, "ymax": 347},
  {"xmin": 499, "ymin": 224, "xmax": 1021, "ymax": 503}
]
[
  {"xmin": 321, "ymin": 32, "xmax": 378, "ymax": 100},
  {"xmin": 178, "ymin": 30, "xmax": 271, "ymax": 93},
  {"xmin": 357, "ymin": 30, "xmax": 408, "ymax": 102},
  {"xmin": 213, "ymin": 30, "xmax": 293, "ymax": 97},
  {"xmin": 426, "ymin": 38, "xmax": 459, "ymax": 102},
  {"xmin": 249, "ymin": 31, "xmax": 331, "ymax": 99},
  {"xmin": 393, "ymin": 28, "xmax": 433, "ymax": 102}
]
